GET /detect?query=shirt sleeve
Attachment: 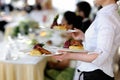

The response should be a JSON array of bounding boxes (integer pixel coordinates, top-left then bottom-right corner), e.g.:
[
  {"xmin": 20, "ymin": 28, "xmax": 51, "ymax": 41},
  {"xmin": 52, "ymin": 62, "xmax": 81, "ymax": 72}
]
[{"xmin": 91, "ymin": 16, "xmax": 115, "ymax": 66}]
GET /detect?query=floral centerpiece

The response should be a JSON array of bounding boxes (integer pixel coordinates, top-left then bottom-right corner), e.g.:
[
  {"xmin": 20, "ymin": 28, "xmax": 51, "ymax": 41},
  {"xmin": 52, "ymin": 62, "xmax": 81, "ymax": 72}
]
[{"xmin": 11, "ymin": 20, "xmax": 39, "ymax": 37}]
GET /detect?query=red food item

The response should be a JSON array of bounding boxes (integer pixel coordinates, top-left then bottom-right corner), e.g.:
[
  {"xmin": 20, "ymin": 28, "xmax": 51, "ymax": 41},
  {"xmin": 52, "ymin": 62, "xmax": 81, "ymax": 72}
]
[
  {"xmin": 63, "ymin": 39, "xmax": 83, "ymax": 48},
  {"xmin": 63, "ymin": 39, "xmax": 71, "ymax": 48},
  {"xmin": 70, "ymin": 39, "xmax": 81, "ymax": 46}
]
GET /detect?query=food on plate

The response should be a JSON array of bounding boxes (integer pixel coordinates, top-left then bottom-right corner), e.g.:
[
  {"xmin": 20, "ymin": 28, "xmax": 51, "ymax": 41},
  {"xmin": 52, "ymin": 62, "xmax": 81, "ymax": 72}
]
[
  {"xmin": 63, "ymin": 39, "xmax": 71, "ymax": 48},
  {"xmin": 69, "ymin": 45, "xmax": 83, "ymax": 50},
  {"xmin": 63, "ymin": 39, "xmax": 83, "ymax": 50},
  {"xmin": 33, "ymin": 43, "xmax": 51, "ymax": 54},
  {"xmin": 30, "ymin": 49, "xmax": 42, "ymax": 56},
  {"xmin": 53, "ymin": 25, "xmax": 68, "ymax": 30},
  {"xmin": 30, "ymin": 43, "xmax": 51, "ymax": 56},
  {"xmin": 70, "ymin": 39, "xmax": 82, "ymax": 46},
  {"xmin": 33, "ymin": 43, "xmax": 44, "ymax": 48}
]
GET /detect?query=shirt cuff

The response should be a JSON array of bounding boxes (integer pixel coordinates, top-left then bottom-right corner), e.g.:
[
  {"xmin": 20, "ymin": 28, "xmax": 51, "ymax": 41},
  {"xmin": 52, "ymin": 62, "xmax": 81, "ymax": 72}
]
[{"xmin": 88, "ymin": 50, "xmax": 103, "ymax": 66}]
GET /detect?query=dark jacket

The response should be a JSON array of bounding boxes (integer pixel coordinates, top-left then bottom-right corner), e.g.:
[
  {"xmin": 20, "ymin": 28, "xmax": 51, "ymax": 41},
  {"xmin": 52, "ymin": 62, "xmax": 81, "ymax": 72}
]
[{"xmin": 81, "ymin": 19, "xmax": 91, "ymax": 33}]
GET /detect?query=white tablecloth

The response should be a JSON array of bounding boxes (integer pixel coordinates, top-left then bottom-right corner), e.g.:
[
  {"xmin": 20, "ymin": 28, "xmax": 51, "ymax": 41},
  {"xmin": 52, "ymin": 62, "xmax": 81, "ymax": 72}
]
[{"xmin": 0, "ymin": 42, "xmax": 48, "ymax": 80}]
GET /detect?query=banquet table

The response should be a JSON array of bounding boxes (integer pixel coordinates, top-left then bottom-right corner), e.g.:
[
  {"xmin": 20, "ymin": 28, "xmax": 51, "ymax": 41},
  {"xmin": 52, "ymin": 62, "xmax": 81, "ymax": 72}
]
[
  {"xmin": 0, "ymin": 42, "xmax": 48, "ymax": 80},
  {"xmin": 0, "ymin": 58, "xmax": 47, "ymax": 80}
]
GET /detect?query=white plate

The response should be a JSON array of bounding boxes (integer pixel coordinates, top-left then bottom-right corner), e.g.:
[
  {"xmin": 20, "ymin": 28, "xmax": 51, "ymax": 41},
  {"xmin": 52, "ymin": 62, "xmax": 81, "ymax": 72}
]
[
  {"xmin": 53, "ymin": 30, "xmax": 77, "ymax": 32},
  {"xmin": 67, "ymin": 30, "xmax": 77, "ymax": 33},
  {"xmin": 28, "ymin": 52, "xmax": 62, "ymax": 57},
  {"xmin": 52, "ymin": 29, "xmax": 67, "ymax": 32},
  {"xmin": 58, "ymin": 48, "xmax": 87, "ymax": 53},
  {"xmin": 41, "ymin": 52, "xmax": 62, "ymax": 56}
]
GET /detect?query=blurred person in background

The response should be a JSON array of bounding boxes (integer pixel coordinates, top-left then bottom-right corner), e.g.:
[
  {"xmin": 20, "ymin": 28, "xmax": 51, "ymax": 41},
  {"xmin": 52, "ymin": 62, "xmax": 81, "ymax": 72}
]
[
  {"xmin": 76, "ymin": 1, "xmax": 92, "ymax": 33},
  {"xmin": 29, "ymin": 3, "xmax": 42, "ymax": 23},
  {"xmin": 0, "ymin": 1, "xmax": 14, "ymax": 33},
  {"xmin": 40, "ymin": 0, "xmax": 58, "ymax": 27},
  {"xmin": 53, "ymin": 0, "xmax": 120, "ymax": 80},
  {"xmin": 0, "ymin": 3, "xmax": 14, "ymax": 13},
  {"xmin": 61, "ymin": 11, "xmax": 83, "ymax": 30},
  {"xmin": 24, "ymin": 5, "xmax": 34, "ymax": 13},
  {"xmin": 41, "ymin": 0, "xmax": 53, "ymax": 10},
  {"xmin": 61, "ymin": 11, "xmax": 83, "ymax": 47},
  {"xmin": 34, "ymin": 3, "xmax": 42, "ymax": 11}
]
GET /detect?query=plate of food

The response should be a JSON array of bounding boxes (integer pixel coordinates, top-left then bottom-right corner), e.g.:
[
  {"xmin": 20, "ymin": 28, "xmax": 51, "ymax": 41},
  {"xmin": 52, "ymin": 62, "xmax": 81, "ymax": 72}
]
[
  {"xmin": 60, "ymin": 39, "xmax": 87, "ymax": 53},
  {"xmin": 58, "ymin": 47, "xmax": 87, "ymax": 53},
  {"xmin": 52, "ymin": 25, "xmax": 68, "ymax": 31},
  {"xmin": 29, "ymin": 43, "xmax": 62, "ymax": 56}
]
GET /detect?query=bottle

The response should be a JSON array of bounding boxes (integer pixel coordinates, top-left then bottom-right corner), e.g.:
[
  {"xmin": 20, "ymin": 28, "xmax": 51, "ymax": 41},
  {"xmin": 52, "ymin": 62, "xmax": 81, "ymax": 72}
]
[{"xmin": 50, "ymin": 14, "xmax": 59, "ymax": 29}]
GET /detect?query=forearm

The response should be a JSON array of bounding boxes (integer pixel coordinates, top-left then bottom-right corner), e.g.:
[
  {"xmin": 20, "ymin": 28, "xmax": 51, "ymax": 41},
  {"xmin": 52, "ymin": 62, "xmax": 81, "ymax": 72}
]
[{"xmin": 68, "ymin": 52, "xmax": 98, "ymax": 62}]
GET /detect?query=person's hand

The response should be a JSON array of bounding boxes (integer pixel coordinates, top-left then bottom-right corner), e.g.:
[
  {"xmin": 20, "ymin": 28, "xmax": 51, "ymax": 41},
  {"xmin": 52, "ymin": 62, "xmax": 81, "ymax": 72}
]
[
  {"xmin": 71, "ymin": 28, "xmax": 84, "ymax": 41},
  {"xmin": 52, "ymin": 51, "xmax": 71, "ymax": 62}
]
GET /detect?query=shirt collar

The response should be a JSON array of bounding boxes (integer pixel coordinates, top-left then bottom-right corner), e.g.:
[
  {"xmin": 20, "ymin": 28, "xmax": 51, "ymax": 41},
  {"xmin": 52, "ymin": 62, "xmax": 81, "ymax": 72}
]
[{"xmin": 97, "ymin": 4, "xmax": 118, "ymax": 15}]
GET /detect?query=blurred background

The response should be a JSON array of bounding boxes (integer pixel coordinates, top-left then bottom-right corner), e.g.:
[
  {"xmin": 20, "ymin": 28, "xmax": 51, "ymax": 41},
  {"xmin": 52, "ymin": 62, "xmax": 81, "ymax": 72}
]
[{"xmin": 0, "ymin": 0, "xmax": 120, "ymax": 80}]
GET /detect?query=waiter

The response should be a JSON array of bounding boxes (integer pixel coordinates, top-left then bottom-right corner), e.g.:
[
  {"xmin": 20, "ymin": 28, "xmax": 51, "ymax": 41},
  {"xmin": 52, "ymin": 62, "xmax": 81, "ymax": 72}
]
[{"xmin": 53, "ymin": 0, "xmax": 120, "ymax": 80}]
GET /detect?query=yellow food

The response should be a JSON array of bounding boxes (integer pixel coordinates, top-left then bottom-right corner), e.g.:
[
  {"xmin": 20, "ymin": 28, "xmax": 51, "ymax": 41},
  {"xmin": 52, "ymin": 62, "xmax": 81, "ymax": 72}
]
[
  {"xmin": 30, "ymin": 49, "xmax": 42, "ymax": 56},
  {"xmin": 69, "ymin": 46, "xmax": 83, "ymax": 50},
  {"xmin": 40, "ymin": 31, "xmax": 47, "ymax": 37},
  {"xmin": 53, "ymin": 26, "xmax": 67, "ymax": 30}
]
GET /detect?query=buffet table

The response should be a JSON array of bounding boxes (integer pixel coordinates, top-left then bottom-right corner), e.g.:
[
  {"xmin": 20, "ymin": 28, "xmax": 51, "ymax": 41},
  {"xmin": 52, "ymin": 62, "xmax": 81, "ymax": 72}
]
[
  {"xmin": 0, "ymin": 58, "xmax": 47, "ymax": 80},
  {"xmin": 0, "ymin": 42, "xmax": 48, "ymax": 80}
]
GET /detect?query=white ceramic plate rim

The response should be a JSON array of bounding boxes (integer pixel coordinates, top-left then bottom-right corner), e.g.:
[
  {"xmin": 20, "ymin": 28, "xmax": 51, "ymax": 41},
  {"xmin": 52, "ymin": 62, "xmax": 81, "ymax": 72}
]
[
  {"xmin": 67, "ymin": 30, "xmax": 77, "ymax": 32},
  {"xmin": 28, "ymin": 52, "xmax": 62, "ymax": 57},
  {"xmin": 58, "ymin": 48, "xmax": 88, "ymax": 53}
]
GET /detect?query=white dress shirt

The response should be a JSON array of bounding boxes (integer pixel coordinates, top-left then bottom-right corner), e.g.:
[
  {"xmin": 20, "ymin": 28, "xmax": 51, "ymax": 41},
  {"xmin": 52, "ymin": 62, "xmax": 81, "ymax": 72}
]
[{"xmin": 74, "ymin": 4, "xmax": 120, "ymax": 80}]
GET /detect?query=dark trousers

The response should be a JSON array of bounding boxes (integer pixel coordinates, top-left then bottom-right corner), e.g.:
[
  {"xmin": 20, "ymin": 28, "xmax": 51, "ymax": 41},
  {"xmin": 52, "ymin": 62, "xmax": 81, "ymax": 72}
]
[{"xmin": 79, "ymin": 69, "xmax": 114, "ymax": 80}]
